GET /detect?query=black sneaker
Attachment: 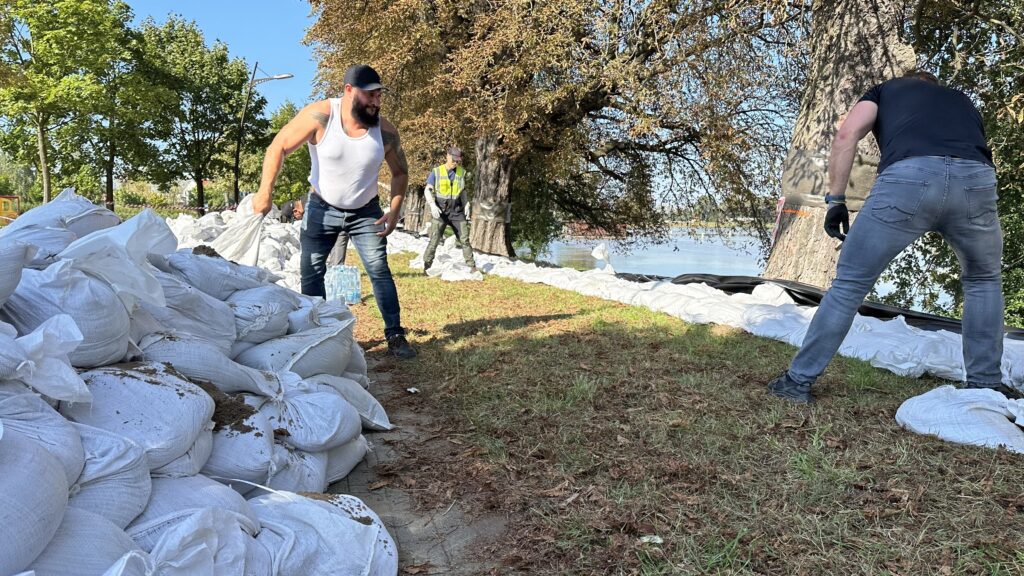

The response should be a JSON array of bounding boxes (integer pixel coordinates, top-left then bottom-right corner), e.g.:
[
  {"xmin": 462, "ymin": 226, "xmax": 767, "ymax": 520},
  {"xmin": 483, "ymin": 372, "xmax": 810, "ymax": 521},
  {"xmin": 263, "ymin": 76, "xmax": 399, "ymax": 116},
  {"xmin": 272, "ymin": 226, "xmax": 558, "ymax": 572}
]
[
  {"xmin": 964, "ymin": 382, "xmax": 1023, "ymax": 400},
  {"xmin": 387, "ymin": 333, "xmax": 417, "ymax": 359},
  {"xmin": 767, "ymin": 371, "xmax": 813, "ymax": 404}
]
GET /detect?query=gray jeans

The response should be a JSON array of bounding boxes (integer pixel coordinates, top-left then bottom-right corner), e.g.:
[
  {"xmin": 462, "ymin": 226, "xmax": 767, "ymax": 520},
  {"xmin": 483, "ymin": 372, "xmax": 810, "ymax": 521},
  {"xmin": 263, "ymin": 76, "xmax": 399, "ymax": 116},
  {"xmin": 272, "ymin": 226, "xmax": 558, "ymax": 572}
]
[{"xmin": 789, "ymin": 156, "xmax": 1003, "ymax": 386}]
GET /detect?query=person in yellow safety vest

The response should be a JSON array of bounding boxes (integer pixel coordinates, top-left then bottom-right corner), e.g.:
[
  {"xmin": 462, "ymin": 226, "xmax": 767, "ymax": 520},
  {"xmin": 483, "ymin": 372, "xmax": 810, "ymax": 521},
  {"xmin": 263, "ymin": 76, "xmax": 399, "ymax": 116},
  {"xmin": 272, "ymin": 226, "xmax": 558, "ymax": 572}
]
[{"xmin": 423, "ymin": 146, "xmax": 477, "ymax": 273}]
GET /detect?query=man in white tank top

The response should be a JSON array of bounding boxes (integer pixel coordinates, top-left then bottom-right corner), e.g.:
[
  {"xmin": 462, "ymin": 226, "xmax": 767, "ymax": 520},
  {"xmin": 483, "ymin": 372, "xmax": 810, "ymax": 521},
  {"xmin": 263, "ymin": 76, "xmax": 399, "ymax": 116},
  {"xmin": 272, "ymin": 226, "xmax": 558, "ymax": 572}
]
[{"xmin": 253, "ymin": 64, "xmax": 416, "ymax": 359}]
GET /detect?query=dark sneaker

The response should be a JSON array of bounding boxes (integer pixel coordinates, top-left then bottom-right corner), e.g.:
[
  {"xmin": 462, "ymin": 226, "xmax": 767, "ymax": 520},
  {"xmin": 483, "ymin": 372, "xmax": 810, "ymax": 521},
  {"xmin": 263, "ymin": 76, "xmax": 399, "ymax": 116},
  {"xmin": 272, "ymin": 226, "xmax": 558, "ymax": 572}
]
[
  {"xmin": 387, "ymin": 334, "xmax": 417, "ymax": 359},
  {"xmin": 423, "ymin": 263, "xmax": 432, "ymax": 276},
  {"xmin": 964, "ymin": 382, "xmax": 1023, "ymax": 400},
  {"xmin": 767, "ymin": 371, "xmax": 813, "ymax": 404}
]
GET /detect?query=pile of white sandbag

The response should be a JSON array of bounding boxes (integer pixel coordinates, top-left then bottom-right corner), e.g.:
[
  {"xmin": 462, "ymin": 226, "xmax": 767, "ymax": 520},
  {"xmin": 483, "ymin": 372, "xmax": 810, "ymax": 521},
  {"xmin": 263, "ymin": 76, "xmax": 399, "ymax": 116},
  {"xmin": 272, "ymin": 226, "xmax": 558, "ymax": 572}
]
[{"xmin": 0, "ymin": 191, "xmax": 396, "ymax": 575}]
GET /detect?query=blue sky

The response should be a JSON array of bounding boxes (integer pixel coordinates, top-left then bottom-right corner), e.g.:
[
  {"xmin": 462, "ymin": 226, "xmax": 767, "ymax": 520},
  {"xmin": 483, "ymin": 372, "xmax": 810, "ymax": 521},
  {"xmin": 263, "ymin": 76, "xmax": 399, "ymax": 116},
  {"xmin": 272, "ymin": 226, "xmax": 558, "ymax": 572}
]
[{"xmin": 127, "ymin": 0, "xmax": 318, "ymax": 113}]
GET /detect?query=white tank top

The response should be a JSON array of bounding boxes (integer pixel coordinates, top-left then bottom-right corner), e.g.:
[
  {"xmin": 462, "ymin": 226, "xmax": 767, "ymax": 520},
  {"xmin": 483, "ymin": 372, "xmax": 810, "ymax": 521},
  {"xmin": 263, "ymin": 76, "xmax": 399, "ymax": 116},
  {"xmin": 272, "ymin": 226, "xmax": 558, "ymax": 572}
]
[{"xmin": 307, "ymin": 98, "xmax": 385, "ymax": 209}]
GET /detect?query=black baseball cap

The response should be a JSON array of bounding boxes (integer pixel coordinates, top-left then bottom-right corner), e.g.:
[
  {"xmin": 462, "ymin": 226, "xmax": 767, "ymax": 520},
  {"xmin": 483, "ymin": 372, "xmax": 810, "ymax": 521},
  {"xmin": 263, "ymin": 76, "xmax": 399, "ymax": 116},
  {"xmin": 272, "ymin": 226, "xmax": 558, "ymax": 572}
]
[{"xmin": 343, "ymin": 64, "xmax": 384, "ymax": 91}]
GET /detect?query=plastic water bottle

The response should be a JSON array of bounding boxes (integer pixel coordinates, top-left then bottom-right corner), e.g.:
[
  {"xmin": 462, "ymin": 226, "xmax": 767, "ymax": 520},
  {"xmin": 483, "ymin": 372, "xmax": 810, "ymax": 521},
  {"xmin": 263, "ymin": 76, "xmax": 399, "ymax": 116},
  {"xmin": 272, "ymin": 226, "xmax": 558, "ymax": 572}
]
[
  {"xmin": 325, "ymin": 266, "xmax": 344, "ymax": 302},
  {"xmin": 341, "ymin": 266, "xmax": 361, "ymax": 305}
]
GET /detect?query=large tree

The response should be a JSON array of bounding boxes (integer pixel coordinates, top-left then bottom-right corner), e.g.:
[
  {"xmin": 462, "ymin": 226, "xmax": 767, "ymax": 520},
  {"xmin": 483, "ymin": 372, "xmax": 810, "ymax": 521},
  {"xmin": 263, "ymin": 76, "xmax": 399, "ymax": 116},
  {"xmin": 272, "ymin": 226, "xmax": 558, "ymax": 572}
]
[
  {"xmin": 762, "ymin": 0, "xmax": 915, "ymax": 286},
  {"xmin": 0, "ymin": 0, "xmax": 130, "ymax": 201},
  {"xmin": 307, "ymin": 0, "xmax": 806, "ymax": 256},
  {"xmin": 140, "ymin": 16, "xmax": 267, "ymax": 214}
]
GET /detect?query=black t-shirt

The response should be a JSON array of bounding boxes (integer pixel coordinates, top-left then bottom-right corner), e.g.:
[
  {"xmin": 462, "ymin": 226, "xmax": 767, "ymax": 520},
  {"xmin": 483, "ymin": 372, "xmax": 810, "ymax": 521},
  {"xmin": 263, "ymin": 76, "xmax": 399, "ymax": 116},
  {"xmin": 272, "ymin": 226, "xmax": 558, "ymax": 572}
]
[{"xmin": 858, "ymin": 77, "xmax": 992, "ymax": 172}]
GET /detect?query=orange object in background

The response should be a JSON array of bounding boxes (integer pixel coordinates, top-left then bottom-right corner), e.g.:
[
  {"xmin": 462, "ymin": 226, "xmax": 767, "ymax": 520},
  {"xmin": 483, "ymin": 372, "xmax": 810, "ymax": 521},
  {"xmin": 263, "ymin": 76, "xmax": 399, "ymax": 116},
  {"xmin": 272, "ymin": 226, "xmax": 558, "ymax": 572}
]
[{"xmin": 0, "ymin": 196, "xmax": 19, "ymax": 226}]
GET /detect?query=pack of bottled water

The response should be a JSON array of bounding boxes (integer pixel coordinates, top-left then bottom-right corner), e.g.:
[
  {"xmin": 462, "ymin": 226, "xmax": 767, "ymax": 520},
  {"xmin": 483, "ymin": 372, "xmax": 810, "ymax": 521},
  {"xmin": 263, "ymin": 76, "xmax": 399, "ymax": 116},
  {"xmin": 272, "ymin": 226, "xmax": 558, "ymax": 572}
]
[{"xmin": 325, "ymin": 265, "xmax": 361, "ymax": 304}]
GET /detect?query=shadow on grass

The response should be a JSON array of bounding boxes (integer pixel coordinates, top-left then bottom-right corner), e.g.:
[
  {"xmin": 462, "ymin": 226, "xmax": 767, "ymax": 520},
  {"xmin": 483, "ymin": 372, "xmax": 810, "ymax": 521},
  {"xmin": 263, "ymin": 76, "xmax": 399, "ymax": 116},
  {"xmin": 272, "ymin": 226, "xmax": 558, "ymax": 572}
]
[{"xmin": 440, "ymin": 314, "xmax": 575, "ymax": 342}]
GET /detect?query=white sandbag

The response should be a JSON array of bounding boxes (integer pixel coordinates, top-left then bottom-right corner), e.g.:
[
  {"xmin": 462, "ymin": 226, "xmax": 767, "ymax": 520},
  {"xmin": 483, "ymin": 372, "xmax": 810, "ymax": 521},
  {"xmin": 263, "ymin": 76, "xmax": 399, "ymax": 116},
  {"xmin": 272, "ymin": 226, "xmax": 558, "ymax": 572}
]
[
  {"xmin": 127, "ymin": 475, "xmax": 259, "ymax": 553},
  {"xmin": 0, "ymin": 424, "xmax": 69, "ymax": 576},
  {"xmin": 234, "ymin": 320, "xmax": 355, "ymax": 379},
  {"xmin": 226, "ymin": 285, "xmax": 299, "ymax": 344},
  {"xmin": 0, "ymin": 224, "xmax": 77, "ymax": 268},
  {"xmin": 287, "ymin": 295, "xmax": 355, "ymax": 334},
  {"xmin": 29, "ymin": 508, "xmax": 142, "ymax": 576},
  {"xmin": 151, "ymin": 420, "xmax": 214, "ymax": 478},
  {"xmin": 209, "ymin": 195, "xmax": 265, "ymax": 267},
  {"xmin": 7, "ymin": 188, "xmax": 120, "ymax": 238},
  {"xmin": 229, "ymin": 339, "xmax": 256, "ymax": 360},
  {"xmin": 0, "ymin": 315, "xmax": 90, "ymax": 402},
  {"xmin": 61, "ymin": 362, "xmax": 216, "ymax": 470},
  {"xmin": 306, "ymin": 374, "xmax": 392, "ymax": 431},
  {"xmin": 244, "ymin": 382, "xmax": 361, "ymax": 452},
  {"xmin": 0, "ymin": 242, "xmax": 35, "ymax": 307},
  {"xmin": 147, "ymin": 508, "xmax": 273, "ymax": 576},
  {"xmin": 200, "ymin": 391, "xmax": 275, "ymax": 491},
  {"xmin": 264, "ymin": 442, "xmax": 328, "ymax": 493},
  {"xmin": 249, "ymin": 491, "xmax": 398, "ymax": 576},
  {"xmin": 58, "ymin": 209, "xmax": 177, "ymax": 310},
  {"xmin": 286, "ymin": 303, "xmax": 319, "ymax": 334},
  {"xmin": 69, "ymin": 423, "xmax": 152, "ymax": 529},
  {"xmin": 342, "ymin": 371, "xmax": 372, "ymax": 389},
  {"xmin": 346, "ymin": 339, "xmax": 368, "ymax": 375},
  {"xmin": 896, "ymin": 385, "xmax": 1024, "ymax": 453},
  {"xmin": 3, "ymin": 261, "xmax": 131, "ymax": 368},
  {"xmin": 325, "ymin": 435, "xmax": 368, "ymax": 484},
  {"xmin": 0, "ymin": 393, "xmax": 84, "ymax": 485},
  {"xmin": 141, "ymin": 270, "xmax": 236, "ymax": 355},
  {"xmin": 156, "ymin": 250, "xmax": 275, "ymax": 301},
  {"xmin": 139, "ymin": 332, "xmax": 282, "ymax": 397}
]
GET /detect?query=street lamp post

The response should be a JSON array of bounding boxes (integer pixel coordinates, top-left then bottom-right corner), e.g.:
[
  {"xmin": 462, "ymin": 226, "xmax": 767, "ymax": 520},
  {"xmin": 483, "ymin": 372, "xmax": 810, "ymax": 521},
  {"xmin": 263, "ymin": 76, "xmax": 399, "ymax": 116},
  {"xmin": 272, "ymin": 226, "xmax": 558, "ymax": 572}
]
[{"xmin": 232, "ymin": 61, "xmax": 293, "ymax": 205}]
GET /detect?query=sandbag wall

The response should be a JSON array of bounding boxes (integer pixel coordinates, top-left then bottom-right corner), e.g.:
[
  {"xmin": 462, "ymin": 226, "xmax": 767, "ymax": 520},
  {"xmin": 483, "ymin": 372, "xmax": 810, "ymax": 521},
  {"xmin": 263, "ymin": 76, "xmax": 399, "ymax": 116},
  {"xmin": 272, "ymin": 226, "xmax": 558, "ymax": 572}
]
[{"xmin": 0, "ymin": 190, "xmax": 397, "ymax": 576}]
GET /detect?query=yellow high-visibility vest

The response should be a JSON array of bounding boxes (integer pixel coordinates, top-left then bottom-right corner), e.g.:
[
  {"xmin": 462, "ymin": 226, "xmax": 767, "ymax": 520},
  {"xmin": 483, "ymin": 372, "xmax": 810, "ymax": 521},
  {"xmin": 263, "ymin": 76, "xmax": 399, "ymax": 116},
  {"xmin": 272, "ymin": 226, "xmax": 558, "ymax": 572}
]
[{"xmin": 432, "ymin": 165, "xmax": 465, "ymax": 199}]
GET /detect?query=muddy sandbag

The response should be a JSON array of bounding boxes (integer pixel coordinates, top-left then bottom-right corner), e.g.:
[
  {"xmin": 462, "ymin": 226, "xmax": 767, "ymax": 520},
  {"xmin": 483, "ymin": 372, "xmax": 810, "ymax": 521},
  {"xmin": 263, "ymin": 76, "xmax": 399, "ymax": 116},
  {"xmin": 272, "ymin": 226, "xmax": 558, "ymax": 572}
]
[
  {"xmin": 305, "ymin": 374, "xmax": 392, "ymax": 431},
  {"xmin": 243, "ymin": 381, "xmax": 360, "ymax": 452},
  {"xmin": 126, "ymin": 474, "xmax": 259, "ymax": 553},
  {"xmin": 0, "ymin": 392, "xmax": 84, "ymax": 485},
  {"xmin": 263, "ymin": 441, "xmax": 328, "ymax": 493},
  {"xmin": 139, "ymin": 332, "xmax": 282, "ymax": 397},
  {"xmin": 226, "ymin": 284, "xmax": 299, "ymax": 344},
  {"xmin": 60, "ymin": 362, "xmax": 215, "ymax": 471},
  {"xmin": 0, "ymin": 424, "xmax": 69, "ymax": 576},
  {"xmin": 68, "ymin": 423, "xmax": 152, "ymax": 529},
  {"xmin": 151, "ymin": 419, "xmax": 214, "ymax": 478},
  {"xmin": 234, "ymin": 320, "xmax": 355, "ymax": 379},
  {"xmin": 28, "ymin": 507, "xmax": 142, "ymax": 576},
  {"xmin": 3, "ymin": 261, "xmax": 131, "ymax": 368},
  {"xmin": 200, "ymin": 390, "xmax": 275, "ymax": 492},
  {"xmin": 325, "ymin": 435, "xmax": 368, "ymax": 484},
  {"xmin": 249, "ymin": 491, "xmax": 398, "ymax": 576},
  {"xmin": 142, "ymin": 270, "xmax": 236, "ymax": 355}
]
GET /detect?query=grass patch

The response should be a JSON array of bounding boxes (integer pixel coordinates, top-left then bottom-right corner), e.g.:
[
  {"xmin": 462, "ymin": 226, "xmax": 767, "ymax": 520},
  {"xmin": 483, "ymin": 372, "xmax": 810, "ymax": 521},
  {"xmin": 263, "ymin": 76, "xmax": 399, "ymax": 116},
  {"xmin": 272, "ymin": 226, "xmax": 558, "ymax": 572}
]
[{"xmin": 350, "ymin": 253, "xmax": 1024, "ymax": 575}]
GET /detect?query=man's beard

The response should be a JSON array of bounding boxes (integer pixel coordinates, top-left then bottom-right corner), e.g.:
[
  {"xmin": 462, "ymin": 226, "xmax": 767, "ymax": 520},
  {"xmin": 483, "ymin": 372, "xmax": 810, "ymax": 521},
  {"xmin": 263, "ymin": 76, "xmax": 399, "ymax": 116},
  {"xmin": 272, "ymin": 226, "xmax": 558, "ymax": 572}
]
[{"xmin": 352, "ymin": 96, "xmax": 380, "ymax": 127}]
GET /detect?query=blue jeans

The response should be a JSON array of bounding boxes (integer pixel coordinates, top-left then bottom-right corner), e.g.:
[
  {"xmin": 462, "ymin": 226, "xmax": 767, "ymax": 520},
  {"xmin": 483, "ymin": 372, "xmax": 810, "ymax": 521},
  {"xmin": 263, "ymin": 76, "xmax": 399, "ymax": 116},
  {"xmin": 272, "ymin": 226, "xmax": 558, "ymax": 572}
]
[
  {"xmin": 789, "ymin": 156, "xmax": 1003, "ymax": 386},
  {"xmin": 301, "ymin": 195, "xmax": 405, "ymax": 338}
]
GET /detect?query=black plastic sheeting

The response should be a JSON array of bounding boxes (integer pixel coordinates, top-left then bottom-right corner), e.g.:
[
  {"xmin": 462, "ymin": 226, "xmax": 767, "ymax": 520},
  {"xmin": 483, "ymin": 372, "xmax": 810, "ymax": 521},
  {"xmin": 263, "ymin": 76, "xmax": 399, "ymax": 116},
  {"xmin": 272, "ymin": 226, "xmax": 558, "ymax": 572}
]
[{"xmin": 615, "ymin": 272, "xmax": 1024, "ymax": 340}]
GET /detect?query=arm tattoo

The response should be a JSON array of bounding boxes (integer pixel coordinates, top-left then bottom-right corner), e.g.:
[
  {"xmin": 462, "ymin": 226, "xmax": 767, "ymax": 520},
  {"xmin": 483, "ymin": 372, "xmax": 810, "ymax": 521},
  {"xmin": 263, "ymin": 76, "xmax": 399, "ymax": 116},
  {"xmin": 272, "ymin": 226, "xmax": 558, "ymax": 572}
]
[
  {"xmin": 310, "ymin": 111, "xmax": 329, "ymax": 130},
  {"xmin": 383, "ymin": 129, "xmax": 409, "ymax": 176}
]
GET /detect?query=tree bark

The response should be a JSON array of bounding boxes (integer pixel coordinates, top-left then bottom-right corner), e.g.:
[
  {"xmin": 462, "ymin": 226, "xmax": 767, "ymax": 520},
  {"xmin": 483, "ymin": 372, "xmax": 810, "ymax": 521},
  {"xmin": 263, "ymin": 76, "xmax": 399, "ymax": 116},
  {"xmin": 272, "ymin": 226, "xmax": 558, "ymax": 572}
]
[
  {"xmin": 469, "ymin": 134, "xmax": 515, "ymax": 257},
  {"xmin": 36, "ymin": 115, "xmax": 51, "ymax": 203},
  {"xmin": 195, "ymin": 174, "xmax": 206, "ymax": 216},
  {"xmin": 403, "ymin": 184, "xmax": 428, "ymax": 235},
  {"xmin": 763, "ymin": 0, "xmax": 916, "ymax": 287},
  {"xmin": 104, "ymin": 141, "xmax": 116, "ymax": 212}
]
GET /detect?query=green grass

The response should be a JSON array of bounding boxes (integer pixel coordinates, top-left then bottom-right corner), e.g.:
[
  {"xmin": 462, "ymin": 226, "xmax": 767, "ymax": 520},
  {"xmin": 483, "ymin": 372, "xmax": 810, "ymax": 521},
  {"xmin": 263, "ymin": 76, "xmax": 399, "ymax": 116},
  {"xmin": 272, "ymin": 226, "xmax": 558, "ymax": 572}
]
[{"xmin": 351, "ymin": 253, "xmax": 1024, "ymax": 575}]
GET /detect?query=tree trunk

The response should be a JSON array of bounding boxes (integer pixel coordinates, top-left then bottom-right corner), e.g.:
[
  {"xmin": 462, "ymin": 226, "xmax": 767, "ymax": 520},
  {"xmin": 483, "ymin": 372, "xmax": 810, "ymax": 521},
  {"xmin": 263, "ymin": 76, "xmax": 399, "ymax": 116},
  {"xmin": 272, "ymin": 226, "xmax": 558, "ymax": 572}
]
[
  {"xmin": 763, "ymin": 0, "xmax": 915, "ymax": 287},
  {"xmin": 403, "ymin": 184, "xmax": 428, "ymax": 235},
  {"xmin": 195, "ymin": 175, "xmax": 206, "ymax": 216},
  {"xmin": 105, "ymin": 142, "xmax": 115, "ymax": 212},
  {"xmin": 36, "ymin": 115, "xmax": 51, "ymax": 203},
  {"xmin": 469, "ymin": 134, "xmax": 515, "ymax": 257}
]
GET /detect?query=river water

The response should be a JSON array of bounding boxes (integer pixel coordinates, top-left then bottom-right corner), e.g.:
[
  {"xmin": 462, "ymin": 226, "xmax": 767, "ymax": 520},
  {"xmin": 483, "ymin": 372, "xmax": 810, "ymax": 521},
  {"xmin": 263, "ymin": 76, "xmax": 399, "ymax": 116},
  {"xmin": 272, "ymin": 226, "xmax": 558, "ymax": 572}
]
[{"xmin": 530, "ymin": 228, "xmax": 764, "ymax": 278}]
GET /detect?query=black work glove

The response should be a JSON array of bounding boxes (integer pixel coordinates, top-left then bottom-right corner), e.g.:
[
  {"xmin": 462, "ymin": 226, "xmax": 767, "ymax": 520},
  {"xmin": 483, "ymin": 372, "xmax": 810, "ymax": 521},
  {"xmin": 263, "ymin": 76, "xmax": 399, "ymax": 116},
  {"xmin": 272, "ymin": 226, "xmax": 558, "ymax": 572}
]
[{"xmin": 823, "ymin": 203, "xmax": 849, "ymax": 241}]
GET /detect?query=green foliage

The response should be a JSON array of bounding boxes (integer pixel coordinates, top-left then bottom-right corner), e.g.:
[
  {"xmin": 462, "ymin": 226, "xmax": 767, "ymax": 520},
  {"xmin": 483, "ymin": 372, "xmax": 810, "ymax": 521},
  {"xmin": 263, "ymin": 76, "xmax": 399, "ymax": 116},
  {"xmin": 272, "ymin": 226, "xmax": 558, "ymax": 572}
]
[
  {"xmin": 139, "ymin": 16, "xmax": 268, "ymax": 209},
  {"xmin": 878, "ymin": 1, "xmax": 1024, "ymax": 323},
  {"xmin": 269, "ymin": 99, "xmax": 311, "ymax": 201}
]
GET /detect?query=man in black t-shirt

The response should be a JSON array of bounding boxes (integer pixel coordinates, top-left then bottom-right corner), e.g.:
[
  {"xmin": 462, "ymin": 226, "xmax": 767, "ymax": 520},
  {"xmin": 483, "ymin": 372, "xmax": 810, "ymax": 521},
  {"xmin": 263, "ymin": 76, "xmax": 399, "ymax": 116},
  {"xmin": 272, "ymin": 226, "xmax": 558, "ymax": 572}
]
[{"xmin": 768, "ymin": 70, "xmax": 1011, "ymax": 403}]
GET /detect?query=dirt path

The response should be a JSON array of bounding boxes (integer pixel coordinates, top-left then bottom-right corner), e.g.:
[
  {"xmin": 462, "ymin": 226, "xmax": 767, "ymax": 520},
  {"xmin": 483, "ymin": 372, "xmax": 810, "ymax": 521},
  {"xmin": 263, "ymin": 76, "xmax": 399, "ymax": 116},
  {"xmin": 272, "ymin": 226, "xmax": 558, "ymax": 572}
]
[{"xmin": 329, "ymin": 356, "xmax": 509, "ymax": 575}]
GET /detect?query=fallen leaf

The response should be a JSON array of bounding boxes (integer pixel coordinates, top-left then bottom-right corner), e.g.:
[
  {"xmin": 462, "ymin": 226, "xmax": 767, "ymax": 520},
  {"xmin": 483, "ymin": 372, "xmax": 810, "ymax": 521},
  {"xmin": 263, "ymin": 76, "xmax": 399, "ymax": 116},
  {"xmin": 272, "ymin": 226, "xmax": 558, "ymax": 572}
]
[{"xmin": 368, "ymin": 480, "xmax": 391, "ymax": 491}]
